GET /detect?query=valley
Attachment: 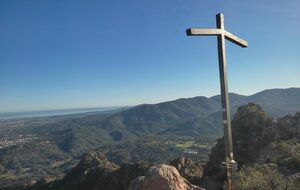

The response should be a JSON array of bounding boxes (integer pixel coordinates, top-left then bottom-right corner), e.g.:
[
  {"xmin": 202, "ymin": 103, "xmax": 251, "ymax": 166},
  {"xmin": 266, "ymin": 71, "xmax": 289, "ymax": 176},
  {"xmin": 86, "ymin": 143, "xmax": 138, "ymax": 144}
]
[{"xmin": 0, "ymin": 88, "xmax": 299, "ymax": 189}]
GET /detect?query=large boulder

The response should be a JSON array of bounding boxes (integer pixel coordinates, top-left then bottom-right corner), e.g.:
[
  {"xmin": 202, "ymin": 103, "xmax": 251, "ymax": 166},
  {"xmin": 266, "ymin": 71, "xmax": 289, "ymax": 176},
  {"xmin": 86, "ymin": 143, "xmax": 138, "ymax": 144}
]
[
  {"xmin": 128, "ymin": 164, "xmax": 205, "ymax": 190},
  {"xmin": 201, "ymin": 103, "xmax": 274, "ymax": 189},
  {"xmin": 52, "ymin": 152, "xmax": 120, "ymax": 190}
]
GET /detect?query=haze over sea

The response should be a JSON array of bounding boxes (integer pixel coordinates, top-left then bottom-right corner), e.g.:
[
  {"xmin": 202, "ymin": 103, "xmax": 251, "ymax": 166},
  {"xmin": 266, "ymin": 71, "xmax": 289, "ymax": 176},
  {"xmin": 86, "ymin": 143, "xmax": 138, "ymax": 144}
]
[{"xmin": 0, "ymin": 107, "xmax": 122, "ymax": 120}]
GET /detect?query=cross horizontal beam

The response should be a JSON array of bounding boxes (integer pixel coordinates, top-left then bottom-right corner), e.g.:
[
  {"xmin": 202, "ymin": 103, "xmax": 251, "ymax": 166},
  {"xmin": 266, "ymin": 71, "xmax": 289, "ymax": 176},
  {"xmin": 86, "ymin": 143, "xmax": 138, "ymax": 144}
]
[
  {"xmin": 186, "ymin": 28, "xmax": 248, "ymax": 48},
  {"xmin": 224, "ymin": 31, "xmax": 248, "ymax": 48},
  {"xmin": 186, "ymin": 29, "xmax": 222, "ymax": 36}
]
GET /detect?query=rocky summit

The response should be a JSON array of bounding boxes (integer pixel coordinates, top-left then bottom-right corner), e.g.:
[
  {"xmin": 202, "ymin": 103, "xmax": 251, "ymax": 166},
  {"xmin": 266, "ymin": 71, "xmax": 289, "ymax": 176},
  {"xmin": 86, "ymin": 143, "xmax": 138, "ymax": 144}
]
[{"xmin": 30, "ymin": 152, "xmax": 204, "ymax": 190}]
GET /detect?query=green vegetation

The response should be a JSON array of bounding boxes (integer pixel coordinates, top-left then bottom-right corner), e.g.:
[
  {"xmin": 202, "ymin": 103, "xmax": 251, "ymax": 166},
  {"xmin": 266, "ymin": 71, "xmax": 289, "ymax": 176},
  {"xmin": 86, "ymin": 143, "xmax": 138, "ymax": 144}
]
[{"xmin": 234, "ymin": 164, "xmax": 300, "ymax": 190}]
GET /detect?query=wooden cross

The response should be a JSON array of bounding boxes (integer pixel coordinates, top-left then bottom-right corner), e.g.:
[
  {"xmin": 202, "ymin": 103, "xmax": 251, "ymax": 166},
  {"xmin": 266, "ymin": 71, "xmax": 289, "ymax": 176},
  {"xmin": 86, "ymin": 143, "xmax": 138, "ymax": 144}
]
[{"xmin": 186, "ymin": 13, "xmax": 248, "ymax": 190}]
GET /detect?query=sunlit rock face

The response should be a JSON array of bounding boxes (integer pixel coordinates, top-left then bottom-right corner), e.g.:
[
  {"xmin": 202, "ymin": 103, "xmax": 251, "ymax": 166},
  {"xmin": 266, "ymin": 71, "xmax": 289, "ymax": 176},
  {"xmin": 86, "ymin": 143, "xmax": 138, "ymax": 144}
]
[{"xmin": 128, "ymin": 164, "xmax": 205, "ymax": 190}]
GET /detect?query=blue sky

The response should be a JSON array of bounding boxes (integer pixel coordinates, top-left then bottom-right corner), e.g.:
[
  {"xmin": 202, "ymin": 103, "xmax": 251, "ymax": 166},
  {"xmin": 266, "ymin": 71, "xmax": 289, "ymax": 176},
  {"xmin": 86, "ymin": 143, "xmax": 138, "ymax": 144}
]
[{"xmin": 0, "ymin": 0, "xmax": 299, "ymax": 112}]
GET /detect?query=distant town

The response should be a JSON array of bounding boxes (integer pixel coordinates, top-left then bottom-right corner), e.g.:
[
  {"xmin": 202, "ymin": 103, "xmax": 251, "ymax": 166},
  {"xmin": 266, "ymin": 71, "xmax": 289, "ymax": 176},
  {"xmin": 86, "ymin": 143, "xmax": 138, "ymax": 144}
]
[{"xmin": 0, "ymin": 134, "xmax": 35, "ymax": 149}]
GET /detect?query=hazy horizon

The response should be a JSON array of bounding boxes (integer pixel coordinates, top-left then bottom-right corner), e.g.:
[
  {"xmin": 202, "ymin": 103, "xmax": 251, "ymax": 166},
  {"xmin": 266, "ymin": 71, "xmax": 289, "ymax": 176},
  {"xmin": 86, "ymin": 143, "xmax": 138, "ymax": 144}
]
[{"xmin": 1, "ymin": 87, "xmax": 299, "ymax": 114}]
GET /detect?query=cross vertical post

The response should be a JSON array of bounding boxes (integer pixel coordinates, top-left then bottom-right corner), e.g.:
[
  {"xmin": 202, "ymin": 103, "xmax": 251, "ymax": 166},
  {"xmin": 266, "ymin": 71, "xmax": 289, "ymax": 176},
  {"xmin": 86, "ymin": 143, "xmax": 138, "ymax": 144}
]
[
  {"xmin": 186, "ymin": 13, "xmax": 248, "ymax": 190},
  {"xmin": 216, "ymin": 13, "xmax": 234, "ymax": 190}
]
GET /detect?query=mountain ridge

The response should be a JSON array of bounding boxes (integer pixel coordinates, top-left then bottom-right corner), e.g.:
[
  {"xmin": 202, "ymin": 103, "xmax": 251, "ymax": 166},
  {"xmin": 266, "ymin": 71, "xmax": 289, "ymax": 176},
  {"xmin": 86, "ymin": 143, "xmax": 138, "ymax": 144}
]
[{"xmin": 95, "ymin": 88, "xmax": 300, "ymax": 140}]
